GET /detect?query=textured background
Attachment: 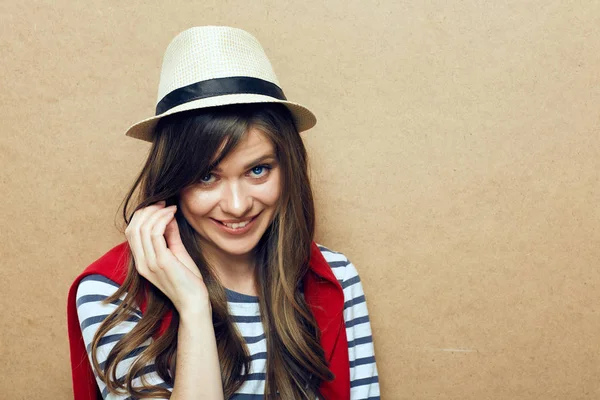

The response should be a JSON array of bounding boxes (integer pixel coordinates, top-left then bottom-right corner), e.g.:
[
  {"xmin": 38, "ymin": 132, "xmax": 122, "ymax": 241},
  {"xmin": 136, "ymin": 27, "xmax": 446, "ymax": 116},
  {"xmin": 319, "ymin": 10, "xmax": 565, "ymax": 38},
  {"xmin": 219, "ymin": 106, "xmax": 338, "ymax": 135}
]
[{"xmin": 1, "ymin": 1, "xmax": 600, "ymax": 398}]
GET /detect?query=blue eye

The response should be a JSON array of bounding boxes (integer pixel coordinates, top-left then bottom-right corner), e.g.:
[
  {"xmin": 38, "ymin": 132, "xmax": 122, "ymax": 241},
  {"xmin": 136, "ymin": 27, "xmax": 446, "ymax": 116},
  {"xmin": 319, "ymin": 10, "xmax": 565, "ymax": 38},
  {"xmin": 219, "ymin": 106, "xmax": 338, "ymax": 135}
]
[
  {"xmin": 200, "ymin": 173, "xmax": 215, "ymax": 184},
  {"xmin": 250, "ymin": 164, "xmax": 271, "ymax": 178}
]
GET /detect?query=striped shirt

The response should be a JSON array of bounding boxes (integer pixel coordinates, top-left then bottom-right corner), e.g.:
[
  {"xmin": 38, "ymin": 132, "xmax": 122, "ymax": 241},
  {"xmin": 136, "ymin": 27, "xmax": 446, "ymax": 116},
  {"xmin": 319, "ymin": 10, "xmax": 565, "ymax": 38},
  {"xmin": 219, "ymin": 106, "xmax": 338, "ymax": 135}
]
[{"xmin": 76, "ymin": 245, "xmax": 380, "ymax": 399}]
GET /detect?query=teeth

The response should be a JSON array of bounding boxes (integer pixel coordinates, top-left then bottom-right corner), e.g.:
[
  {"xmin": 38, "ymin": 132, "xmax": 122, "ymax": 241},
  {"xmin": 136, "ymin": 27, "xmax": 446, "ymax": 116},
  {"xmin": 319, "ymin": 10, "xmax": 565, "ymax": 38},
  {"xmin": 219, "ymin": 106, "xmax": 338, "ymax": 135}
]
[{"xmin": 223, "ymin": 220, "xmax": 250, "ymax": 229}]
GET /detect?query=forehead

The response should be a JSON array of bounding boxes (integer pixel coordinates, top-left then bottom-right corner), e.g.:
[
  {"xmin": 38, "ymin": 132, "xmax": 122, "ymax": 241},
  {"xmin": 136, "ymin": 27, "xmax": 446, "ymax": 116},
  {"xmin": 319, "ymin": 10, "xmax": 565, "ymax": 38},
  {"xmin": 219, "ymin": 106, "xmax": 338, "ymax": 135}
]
[{"xmin": 214, "ymin": 127, "xmax": 276, "ymax": 169}]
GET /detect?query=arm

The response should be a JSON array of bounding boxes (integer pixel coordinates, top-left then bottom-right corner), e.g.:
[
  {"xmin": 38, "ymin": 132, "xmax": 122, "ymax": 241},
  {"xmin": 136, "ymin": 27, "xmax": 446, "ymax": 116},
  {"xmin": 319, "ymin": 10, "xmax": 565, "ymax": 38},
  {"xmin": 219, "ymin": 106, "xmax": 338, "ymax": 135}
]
[
  {"xmin": 126, "ymin": 202, "xmax": 224, "ymax": 399},
  {"xmin": 171, "ymin": 309, "xmax": 222, "ymax": 400},
  {"xmin": 318, "ymin": 246, "xmax": 381, "ymax": 400},
  {"xmin": 342, "ymin": 261, "xmax": 380, "ymax": 400},
  {"xmin": 77, "ymin": 274, "xmax": 223, "ymax": 400},
  {"xmin": 76, "ymin": 275, "xmax": 172, "ymax": 399}
]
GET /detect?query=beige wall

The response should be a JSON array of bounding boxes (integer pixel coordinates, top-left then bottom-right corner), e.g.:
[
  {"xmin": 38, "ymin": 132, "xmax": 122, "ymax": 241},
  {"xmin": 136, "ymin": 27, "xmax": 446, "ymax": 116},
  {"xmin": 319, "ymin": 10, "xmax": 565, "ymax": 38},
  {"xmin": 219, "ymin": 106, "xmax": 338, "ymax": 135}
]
[{"xmin": 2, "ymin": 1, "xmax": 599, "ymax": 398}]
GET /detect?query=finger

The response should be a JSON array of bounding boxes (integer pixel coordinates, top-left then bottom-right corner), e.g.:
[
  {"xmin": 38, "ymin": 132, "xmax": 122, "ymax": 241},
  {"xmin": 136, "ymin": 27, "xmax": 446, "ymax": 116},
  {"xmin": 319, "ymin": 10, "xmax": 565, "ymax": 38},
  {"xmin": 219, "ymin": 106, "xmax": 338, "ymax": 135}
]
[
  {"xmin": 164, "ymin": 214, "xmax": 185, "ymax": 254},
  {"xmin": 131, "ymin": 201, "xmax": 167, "ymax": 225},
  {"xmin": 165, "ymin": 217, "xmax": 202, "ymax": 278},
  {"xmin": 125, "ymin": 201, "xmax": 167, "ymax": 281},
  {"xmin": 126, "ymin": 207, "xmax": 159, "ymax": 274},
  {"xmin": 150, "ymin": 207, "xmax": 179, "ymax": 269},
  {"xmin": 140, "ymin": 206, "xmax": 175, "ymax": 271},
  {"xmin": 126, "ymin": 201, "xmax": 167, "ymax": 243}
]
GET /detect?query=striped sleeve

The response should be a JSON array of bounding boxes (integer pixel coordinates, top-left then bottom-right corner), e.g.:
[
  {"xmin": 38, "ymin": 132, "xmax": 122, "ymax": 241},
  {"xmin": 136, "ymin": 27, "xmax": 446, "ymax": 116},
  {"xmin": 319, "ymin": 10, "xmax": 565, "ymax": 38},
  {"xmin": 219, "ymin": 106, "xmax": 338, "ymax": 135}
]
[
  {"xmin": 75, "ymin": 274, "xmax": 173, "ymax": 400},
  {"xmin": 318, "ymin": 245, "xmax": 381, "ymax": 400}
]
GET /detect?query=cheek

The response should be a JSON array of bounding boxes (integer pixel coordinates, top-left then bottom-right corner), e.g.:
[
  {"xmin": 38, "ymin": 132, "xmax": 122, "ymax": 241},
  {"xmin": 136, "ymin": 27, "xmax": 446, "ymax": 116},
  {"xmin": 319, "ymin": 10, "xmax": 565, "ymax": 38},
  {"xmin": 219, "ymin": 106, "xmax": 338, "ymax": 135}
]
[
  {"xmin": 257, "ymin": 174, "xmax": 281, "ymax": 206},
  {"xmin": 179, "ymin": 188, "xmax": 219, "ymax": 217}
]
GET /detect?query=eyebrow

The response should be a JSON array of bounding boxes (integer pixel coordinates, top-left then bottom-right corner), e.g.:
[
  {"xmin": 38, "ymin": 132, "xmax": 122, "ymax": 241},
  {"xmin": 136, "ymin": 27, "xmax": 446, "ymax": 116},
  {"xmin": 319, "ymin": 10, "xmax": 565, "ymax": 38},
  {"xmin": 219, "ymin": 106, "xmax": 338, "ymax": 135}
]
[{"xmin": 212, "ymin": 154, "xmax": 277, "ymax": 172}]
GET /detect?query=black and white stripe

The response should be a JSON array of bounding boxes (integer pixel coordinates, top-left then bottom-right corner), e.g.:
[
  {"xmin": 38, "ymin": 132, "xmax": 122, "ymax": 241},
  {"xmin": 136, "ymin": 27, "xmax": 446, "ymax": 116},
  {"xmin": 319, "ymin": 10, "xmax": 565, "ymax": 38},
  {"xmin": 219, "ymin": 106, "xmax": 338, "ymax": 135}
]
[
  {"xmin": 318, "ymin": 245, "xmax": 380, "ymax": 400},
  {"xmin": 76, "ymin": 246, "xmax": 379, "ymax": 399}
]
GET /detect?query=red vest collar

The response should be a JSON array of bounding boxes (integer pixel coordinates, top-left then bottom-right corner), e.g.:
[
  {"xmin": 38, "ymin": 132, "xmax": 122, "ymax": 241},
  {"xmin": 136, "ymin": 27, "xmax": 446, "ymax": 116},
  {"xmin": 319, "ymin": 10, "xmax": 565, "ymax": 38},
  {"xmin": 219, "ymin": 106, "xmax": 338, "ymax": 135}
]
[{"xmin": 67, "ymin": 242, "xmax": 350, "ymax": 399}]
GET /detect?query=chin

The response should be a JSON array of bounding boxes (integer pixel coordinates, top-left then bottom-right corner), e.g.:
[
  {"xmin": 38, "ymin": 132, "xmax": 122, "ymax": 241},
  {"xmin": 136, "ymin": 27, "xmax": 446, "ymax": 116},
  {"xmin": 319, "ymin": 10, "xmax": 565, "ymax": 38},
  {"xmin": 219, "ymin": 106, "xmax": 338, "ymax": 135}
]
[
  {"xmin": 207, "ymin": 231, "xmax": 265, "ymax": 257},
  {"xmin": 217, "ymin": 240, "xmax": 257, "ymax": 256}
]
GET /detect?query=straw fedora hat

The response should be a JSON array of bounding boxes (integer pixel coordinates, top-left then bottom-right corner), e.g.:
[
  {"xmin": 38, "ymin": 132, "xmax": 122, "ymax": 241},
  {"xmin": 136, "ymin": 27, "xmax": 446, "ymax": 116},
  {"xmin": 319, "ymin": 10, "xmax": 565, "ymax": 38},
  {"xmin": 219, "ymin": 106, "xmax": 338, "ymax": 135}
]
[{"xmin": 125, "ymin": 26, "xmax": 317, "ymax": 142}]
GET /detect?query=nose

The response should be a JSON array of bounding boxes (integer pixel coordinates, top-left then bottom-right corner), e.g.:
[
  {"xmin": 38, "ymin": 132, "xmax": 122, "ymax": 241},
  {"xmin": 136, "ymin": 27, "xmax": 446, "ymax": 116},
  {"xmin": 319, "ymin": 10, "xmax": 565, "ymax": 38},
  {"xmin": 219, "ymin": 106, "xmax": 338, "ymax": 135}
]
[{"xmin": 220, "ymin": 181, "xmax": 253, "ymax": 217}]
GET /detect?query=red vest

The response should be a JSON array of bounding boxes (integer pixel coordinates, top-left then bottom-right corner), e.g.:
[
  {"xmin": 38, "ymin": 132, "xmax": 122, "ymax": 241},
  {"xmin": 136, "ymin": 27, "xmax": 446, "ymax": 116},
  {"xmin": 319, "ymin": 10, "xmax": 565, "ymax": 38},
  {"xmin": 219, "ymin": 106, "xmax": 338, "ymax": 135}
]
[{"xmin": 67, "ymin": 241, "xmax": 350, "ymax": 399}]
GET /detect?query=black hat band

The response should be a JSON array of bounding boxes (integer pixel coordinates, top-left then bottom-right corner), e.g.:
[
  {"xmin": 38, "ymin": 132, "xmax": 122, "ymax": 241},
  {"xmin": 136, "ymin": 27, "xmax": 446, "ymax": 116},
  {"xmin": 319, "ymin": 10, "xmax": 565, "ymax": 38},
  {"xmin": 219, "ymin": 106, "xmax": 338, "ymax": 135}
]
[{"xmin": 155, "ymin": 76, "xmax": 287, "ymax": 115}]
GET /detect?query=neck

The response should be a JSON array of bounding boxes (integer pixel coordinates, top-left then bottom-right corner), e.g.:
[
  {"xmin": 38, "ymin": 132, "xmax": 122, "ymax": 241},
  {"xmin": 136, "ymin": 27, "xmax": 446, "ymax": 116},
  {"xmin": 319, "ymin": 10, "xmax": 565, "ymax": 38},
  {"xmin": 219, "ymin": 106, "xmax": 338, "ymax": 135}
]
[{"xmin": 201, "ymin": 243, "xmax": 257, "ymax": 296}]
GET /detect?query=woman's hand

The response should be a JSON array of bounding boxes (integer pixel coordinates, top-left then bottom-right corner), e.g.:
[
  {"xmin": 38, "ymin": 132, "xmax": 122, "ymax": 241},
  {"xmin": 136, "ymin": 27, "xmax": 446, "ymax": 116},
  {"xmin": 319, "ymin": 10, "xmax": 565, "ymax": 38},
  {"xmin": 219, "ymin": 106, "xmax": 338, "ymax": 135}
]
[
  {"xmin": 126, "ymin": 201, "xmax": 224, "ymax": 399},
  {"xmin": 125, "ymin": 201, "xmax": 210, "ymax": 316}
]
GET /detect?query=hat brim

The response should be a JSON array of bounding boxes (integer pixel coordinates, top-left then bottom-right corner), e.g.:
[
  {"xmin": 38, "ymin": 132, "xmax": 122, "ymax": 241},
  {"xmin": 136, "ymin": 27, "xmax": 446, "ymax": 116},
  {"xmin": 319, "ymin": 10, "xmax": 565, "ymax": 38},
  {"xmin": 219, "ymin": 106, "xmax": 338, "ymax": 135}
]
[{"xmin": 125, "ymin": 94, "xmax": 317, "ymax": 142}]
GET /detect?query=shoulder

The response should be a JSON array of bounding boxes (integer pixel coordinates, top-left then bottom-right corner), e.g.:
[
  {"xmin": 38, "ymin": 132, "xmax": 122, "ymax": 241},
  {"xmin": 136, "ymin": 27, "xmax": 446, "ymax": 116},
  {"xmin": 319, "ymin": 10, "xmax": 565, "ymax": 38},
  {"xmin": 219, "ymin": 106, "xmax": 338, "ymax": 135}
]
[
  {"xmin": 316, "ymin": 243, "xmax": 350, "ymax": 264},
  {"xmin": 67, "ymin": 243, "xmax": 130, "ymax": 324},
  {"xmin": 86, "ymin": 242, "xmax": 130, "ymax": 270},
  {"xmin": 74, "ymin": 242, "xmax": 130, "ymax": 290},
  {"xmin": 317, "ymin": 244, "xmax": 371, "ymax": 325},
  {"xmin": 316, "ymin": 243, "xmax": 360, "ymax": 286},
  {"xmin": 76, "ymin": 274, "xmax": 121, "ymax": 299},
  {"xmin": 75, "ymin": 274, "xmax": 134, "ymax": 324}
]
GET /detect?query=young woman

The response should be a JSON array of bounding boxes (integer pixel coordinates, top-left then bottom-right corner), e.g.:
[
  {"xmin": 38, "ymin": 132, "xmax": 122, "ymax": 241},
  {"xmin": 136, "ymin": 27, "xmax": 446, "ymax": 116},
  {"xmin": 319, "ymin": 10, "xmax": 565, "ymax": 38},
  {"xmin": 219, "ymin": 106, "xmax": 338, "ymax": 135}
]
[{"xmin": 67, "ymin": 26, "xmax": 379, "ymax": 400}]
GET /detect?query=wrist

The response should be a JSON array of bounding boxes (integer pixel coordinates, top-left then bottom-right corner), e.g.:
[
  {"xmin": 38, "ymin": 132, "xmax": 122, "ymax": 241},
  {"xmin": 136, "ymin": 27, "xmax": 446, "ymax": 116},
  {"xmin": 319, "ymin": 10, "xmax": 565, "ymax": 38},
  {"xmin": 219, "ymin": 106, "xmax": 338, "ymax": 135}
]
[{"xmin": 178, "ymin": 302, "xmax": 213, "ymax": 324}]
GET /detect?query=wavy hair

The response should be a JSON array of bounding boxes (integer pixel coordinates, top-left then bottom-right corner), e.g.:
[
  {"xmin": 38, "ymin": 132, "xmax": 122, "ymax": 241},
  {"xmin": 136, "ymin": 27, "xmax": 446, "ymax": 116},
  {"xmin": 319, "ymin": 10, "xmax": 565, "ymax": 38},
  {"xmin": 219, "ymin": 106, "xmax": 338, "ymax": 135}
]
[{"xmin": 89, "ymin": 103, "xmax": 334, "ymax": 398}]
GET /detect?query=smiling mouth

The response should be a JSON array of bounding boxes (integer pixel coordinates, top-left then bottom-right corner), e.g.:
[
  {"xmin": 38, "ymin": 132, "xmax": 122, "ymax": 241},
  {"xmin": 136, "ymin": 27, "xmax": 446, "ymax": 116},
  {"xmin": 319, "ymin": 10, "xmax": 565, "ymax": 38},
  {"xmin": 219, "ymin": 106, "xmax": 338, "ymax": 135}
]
[
  {"xmin": 222, "ymin": 220, "xmax": 251, "ymax": 229},
  {"xmin": 213, "ymin": 213, "xmax": 261, "ymax": 229}
]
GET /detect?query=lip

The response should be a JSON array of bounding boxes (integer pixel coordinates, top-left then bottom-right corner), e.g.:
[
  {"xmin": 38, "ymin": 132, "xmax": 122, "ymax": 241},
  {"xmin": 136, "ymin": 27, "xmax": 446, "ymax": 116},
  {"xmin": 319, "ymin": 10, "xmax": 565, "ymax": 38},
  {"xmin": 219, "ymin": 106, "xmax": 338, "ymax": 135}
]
[{"xmin": 211, "ymin": 213, "xmax": 261, "ymax": 236}]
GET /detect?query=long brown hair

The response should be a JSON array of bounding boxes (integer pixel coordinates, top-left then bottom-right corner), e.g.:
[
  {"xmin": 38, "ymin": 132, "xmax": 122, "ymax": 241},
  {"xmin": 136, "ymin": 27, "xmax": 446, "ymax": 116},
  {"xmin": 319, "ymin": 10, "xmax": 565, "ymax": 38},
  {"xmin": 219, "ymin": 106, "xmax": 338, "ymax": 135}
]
[{"xmin": 90, "ymin": 103, "xmax": 334, "ymax": 398}]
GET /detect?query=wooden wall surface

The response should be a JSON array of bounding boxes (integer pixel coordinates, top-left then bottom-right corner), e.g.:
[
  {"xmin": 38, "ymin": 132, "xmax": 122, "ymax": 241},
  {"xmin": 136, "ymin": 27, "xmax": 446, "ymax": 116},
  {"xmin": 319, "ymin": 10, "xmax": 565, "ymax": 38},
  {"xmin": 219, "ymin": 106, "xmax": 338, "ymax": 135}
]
[{"xmin": 1, "ymin": 1, "xmax": 599, "ymax": 398}]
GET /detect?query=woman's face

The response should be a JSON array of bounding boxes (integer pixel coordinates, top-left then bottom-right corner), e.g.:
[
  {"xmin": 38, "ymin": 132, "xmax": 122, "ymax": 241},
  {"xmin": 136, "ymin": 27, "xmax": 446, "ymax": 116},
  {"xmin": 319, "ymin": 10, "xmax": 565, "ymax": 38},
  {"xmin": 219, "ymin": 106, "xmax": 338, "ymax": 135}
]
[{"xmin": 179, "ymin": 127, "xmax": 281, "ymax": 261}]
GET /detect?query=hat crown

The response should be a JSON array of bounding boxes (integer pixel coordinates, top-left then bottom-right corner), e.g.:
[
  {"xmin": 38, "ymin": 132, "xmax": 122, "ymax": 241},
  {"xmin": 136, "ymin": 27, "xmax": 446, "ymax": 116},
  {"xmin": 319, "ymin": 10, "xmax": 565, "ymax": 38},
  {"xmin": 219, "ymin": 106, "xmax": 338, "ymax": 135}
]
[
  {"xmin": 125, "ymin": 26, "xmax": 316, "ymax": 142},
  {"xmin": 157, "ymin": 26, "xmax": 281, "ymax": 104}
]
